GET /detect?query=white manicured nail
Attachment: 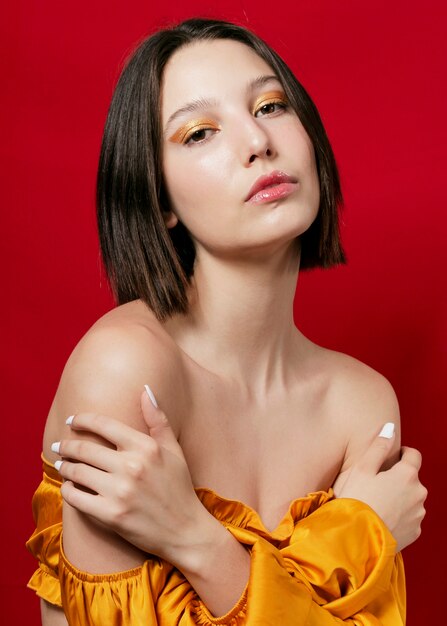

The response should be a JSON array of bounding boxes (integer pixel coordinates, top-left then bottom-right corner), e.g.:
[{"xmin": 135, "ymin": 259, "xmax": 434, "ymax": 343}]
[
  {"xmin": 379, "ymin": 422, "xmax": 395, "ymax": 439},
  {"xmin": 66, "ymin": 415, "xmax": 74, "ymax": 425},
  {"xmin": 144, "ymin": 384, "xmax": 158, "ymax": 408},
  {"xmin": 54, "ymin": 460, "xmax": 63, "ymax": 471},
  {"xmin": 51, "ymin": 441, "xmax": 61, "ymax": 454}
]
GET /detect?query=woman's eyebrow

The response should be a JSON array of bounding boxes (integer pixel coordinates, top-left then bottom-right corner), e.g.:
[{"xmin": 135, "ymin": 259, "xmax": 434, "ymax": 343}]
[
  {"xmin": 163, "ymin": 74, "xmax": 281, "ymax": 134},
  {"xmin": 164, "ymin": 97, "xmax": 218, "ymax": 133},
  {"xmin": 249, "ymin": 74, "xmax": 281, "ymax": 91}
]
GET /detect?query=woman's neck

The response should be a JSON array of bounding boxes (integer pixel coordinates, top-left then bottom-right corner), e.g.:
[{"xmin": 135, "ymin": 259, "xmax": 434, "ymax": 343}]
[{"xmin": 163, "ymin": 242, "xmax": 308, "ymax": 399}]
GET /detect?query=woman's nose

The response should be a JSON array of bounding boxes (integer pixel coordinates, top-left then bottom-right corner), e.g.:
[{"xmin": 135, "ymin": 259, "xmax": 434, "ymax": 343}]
[
  {"xmin": 248, "ymin": 145, "xmax": 273, "ymax": 164},
  {"xmin": 240, "ymin": 118, "xmax": 276, "ymax": 166}
]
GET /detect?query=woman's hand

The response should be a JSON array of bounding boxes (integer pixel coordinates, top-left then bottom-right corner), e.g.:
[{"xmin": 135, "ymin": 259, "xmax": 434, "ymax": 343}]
[
  {"xmin": 52, "ymin": 386, "xmax": 213, "ymax": 568},
  {"xmin": 332, "ymin": 423, "xmax": 428, "ymax": 552}
]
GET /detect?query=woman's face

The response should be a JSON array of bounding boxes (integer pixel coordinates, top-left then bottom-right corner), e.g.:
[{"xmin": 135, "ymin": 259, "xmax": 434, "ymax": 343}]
[{"xmin": 160, "ymin": 39, "xmax": 320, "ymax": 258}]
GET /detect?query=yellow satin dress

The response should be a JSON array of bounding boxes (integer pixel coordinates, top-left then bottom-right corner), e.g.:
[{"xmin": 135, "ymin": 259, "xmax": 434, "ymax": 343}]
[{"xmin": 26, "ymin": 455, "xmax": 406, "ymax": 625}]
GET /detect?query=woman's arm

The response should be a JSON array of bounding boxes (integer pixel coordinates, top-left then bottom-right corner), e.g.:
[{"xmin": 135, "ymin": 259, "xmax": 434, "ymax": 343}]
[
  {"xmin": 55, "ymin": 398, "xmax": 251, "ymax": 617},
  {"xmin": 41, "ymin": 599, "xmax": 68, "ymax": 626},
  {"xmin": 43, "ymin": 321, "xmax": 251, "ymax": 617}
]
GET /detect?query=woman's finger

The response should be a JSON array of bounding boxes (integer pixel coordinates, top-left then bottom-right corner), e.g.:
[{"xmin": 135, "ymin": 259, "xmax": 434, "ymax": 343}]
[
  {"xmin": 400, "ymin": 446, "xmax": 423, "ymax": 471},
  {"xmin": 61, "ymin": 480, "xmax": 112, "ymax": 521},
  {"xmin": 56, "ymin": 460, "xmax": 111, "ymax": 496},
  {"xmin": 67, "ymin": 412, "xmax": 153, "ymax": 451},
  {"xmin": 354, "ymin": 423, "xmax": 396, "ymax": 475},
  {"xmin": 141, "ymin": 390, "xmax": 183, "ymax": 458},
  {"xmin": 53, "ymin": 438, "xmax": 119, "ymax": 473}
]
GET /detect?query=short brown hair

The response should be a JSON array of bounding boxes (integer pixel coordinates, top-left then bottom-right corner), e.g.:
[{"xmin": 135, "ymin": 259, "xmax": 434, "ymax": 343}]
[{"xmin": 97, "ymin": 17, "xmax": 346, "ymax": 322}]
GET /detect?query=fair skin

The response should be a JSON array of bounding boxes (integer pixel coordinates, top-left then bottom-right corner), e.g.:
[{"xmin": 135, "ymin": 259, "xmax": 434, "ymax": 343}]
[{"xmin": 40, "ymin": 40, "xmax": 426, "ymax": 624}]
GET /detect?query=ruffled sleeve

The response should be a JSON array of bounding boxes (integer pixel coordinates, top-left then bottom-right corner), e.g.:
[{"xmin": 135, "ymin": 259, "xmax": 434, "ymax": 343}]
[
  {"xmin": 282, "ymin": 498, "xmax": 405, "ymax": 621},
  {"xmin": 190, "ymin": 491, "xmax": 405, "ymax": 625},
  {"xmin": 26, "ymin": 456, "xmax": 64, "ymax": 606}
]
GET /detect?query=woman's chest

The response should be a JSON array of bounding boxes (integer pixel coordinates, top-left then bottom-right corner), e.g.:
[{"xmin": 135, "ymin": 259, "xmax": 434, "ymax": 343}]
[{"xmin": 176, "ymin": 370, "xmax": 346, "ymax": 532}]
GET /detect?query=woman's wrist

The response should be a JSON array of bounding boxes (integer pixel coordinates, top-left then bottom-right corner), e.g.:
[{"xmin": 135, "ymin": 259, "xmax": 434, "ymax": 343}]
[
  {"xmin": 166, "ymin": 502, "xmax": 241, "ymax": 575},
  {"xmin": 168, "ymin": 504, "xmax": 251, "ymax": 616}
]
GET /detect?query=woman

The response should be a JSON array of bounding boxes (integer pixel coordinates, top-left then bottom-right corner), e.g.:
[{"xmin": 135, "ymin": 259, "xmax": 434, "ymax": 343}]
[{"xmin": 27, "ymin": 17, "xmax": 427, "ymax": 625}]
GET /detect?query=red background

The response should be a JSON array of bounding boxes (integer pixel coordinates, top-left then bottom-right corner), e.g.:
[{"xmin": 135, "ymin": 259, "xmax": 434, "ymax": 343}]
[{"xmin": 2, "ymin": 1, "xmax": 446, "ymax": 623}]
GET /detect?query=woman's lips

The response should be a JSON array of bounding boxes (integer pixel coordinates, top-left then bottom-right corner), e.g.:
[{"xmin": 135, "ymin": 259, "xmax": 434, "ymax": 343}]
[{"xmin": 245, "ymin": 171, "xmax": 299, "ymax": 204}]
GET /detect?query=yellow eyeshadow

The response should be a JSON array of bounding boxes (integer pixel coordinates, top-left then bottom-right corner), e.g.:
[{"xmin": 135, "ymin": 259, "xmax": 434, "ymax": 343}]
[
  {"xmin": 169, "ymin": 118, "xmax": 219, "ymax": 144},
  {"xmin": 252, "ymin": 90, "xmax": 288, "ymax": 114}
]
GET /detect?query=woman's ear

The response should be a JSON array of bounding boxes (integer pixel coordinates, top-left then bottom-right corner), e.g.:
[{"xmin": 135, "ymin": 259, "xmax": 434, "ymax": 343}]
[{"xmin": 162, "ymin": 210, "xmax": 178, "ymax": 229}]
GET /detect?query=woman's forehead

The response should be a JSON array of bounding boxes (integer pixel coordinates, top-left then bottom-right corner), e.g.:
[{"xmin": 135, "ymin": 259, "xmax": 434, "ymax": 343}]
[{"xmin": 160, "ymin": 39, "xmax": 279, "ymax": 122}]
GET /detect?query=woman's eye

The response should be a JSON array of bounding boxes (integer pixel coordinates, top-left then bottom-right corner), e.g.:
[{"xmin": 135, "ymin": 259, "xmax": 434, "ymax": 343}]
[
  {"xmin": 255, "ymin": 100, "xmax": 287, "ymax": 117},
  {"xmin": 168, "ymin": 120, "xmax": 219, "ymax": 145},
  {"xmin": 184, "ymin": 128, "xmax": 215, "ymax": 145},
  {"xmin": 185, "ymin": 128, "xmax": 211, "ymax": 143}
]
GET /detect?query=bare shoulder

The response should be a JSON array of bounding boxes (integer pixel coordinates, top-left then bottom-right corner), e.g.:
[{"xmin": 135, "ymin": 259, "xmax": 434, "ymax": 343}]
[
  {"xmin": 41, "ymin": 302, "xmax": 189, "ymax": 574},
  {"xmin": 312, "ymin": 345, "xmax": 401, "ymax": 469},
  {"xmin": 43, "ymin": 300, "xmax": 187, "ymax": 461},
  {"xmin": 323, "ymin": 348, "xmax": 400, "ymax": 418}
]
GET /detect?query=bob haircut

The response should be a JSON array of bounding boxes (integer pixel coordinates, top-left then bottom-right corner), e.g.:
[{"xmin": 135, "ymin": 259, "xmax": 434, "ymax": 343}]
[{"xmin": 97, "ymin": 17, "xmax": 346, "ymax": 322}]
